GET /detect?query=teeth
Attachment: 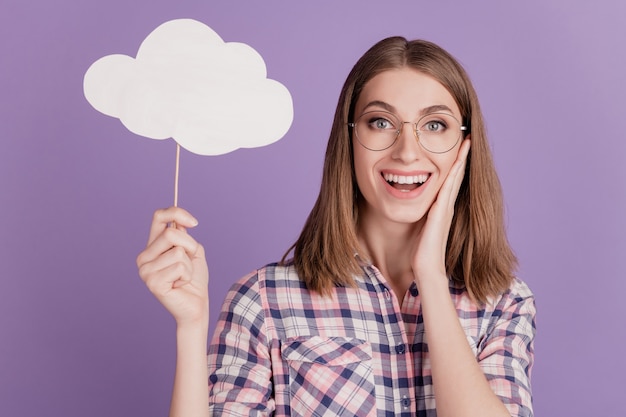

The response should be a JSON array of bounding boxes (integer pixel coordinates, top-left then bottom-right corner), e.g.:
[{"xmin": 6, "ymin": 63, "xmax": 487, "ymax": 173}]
[{"xmin": 383, "ymin": 173, "xmax": 428, "ymax": 184}]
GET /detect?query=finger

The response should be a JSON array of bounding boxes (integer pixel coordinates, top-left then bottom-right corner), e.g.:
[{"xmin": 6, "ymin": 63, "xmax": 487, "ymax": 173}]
[
  {"xmin": 172, "ymin": 276, "xmax": 191, "ymax": 289},
  {"xmin": 137, "ymin": 226, "xmax": 201, "ymax": 268},
  {"xmin": 143, "ymin": 259, "xmax": 193, "ymax": 297},
  {"xmin": 450, "ymin": 139, "xmax": 471, "ymax": 196},
  {"xmin": 147, "ymin": 207, "xmax": 199, "ymax": 246},
  {"xmin": 439, "ymin": 139, "xmax": 471, "ymax": 210},
  {"xmin": 138, "ymin": 245, "xmax": 193, "ymax": 284}
]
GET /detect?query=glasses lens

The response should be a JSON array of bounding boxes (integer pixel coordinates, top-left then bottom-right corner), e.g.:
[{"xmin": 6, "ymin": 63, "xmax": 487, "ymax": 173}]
[
  {"xmin": 352, "ymin": 111, "xmax": 464, "ymax": 153},
  {"xmin": 416, "ymin": 112, "xmax": 463, "ymax": 153},
  {"xmin": 354, "ymin": 111, "xmax": 400, "ymax": 151}
]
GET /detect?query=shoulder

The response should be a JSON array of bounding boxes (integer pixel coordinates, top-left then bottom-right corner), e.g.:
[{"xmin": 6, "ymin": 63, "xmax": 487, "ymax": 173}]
[
  {"xmin": 224, "ymin": 261, "xmax": 305, "ymax": 306},
  {"xmin": 451, "ymin": 277, "xmax": 534, "ymax": 313},
  {"xmin": 491, "ymin": 277, "xmax": 536, "ymax": 314},
  {"xmin": 231, "ymin": 261, "xmax": 302, "ymax": 290},
  {"xmin": 484, "ymin": 277, "xmax": 537, "ymax": 341},
  {"xmin": 506, "ymin": 277, "xmax": 534, "ymax": 300},
  {"xmin": 453, "ymin": 277, "xmax": 536, "ymax": 339}
]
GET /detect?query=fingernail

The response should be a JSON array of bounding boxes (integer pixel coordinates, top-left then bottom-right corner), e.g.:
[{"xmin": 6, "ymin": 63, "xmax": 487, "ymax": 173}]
[{"xmin": 190, "ymin": 217, "xmax": 199, "ymax": 226}]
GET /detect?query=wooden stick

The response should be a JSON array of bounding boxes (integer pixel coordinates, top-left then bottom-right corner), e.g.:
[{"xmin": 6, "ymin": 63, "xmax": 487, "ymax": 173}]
[
  {"xmin": 169, "ymin": 143, "xmax": 181, "ymax": 229},
  {"xmin": 174, "ymin": 142, "xmax": 181, "ymax": 207}
]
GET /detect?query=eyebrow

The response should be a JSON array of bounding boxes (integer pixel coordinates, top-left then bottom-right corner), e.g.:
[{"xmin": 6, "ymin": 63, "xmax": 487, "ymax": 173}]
[{"xmin": 361, "ymin": 100, "xmax": 456, "ymax": 117}]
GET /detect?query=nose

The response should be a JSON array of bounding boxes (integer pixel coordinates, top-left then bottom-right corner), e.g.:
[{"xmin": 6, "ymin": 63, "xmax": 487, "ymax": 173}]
[{"xmin": 391, "ymin": 122, "xmax": 422, "ymax": 162}]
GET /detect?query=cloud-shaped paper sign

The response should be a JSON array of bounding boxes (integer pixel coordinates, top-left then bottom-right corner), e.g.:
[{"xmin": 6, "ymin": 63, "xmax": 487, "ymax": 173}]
[{"xmin": 83, "ymin": 19, "xmax": 293, "ymax": 155}]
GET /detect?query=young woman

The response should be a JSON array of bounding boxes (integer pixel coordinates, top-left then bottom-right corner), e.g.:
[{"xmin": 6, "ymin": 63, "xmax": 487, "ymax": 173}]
[{"xmin": 136, "ymin": 37, "xmax": 536, "ymax": 417}]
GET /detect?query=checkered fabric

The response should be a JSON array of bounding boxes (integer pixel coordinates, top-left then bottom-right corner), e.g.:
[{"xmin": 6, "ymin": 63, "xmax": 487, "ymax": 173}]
[{"xmin": 208, "ymin": 260, "xmax": 535, "ymax": 416}]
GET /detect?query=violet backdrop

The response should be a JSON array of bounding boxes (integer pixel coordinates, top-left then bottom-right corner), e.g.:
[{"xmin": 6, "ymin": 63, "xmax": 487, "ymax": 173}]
[{"xmin": 1, "ymin": 1, "xmax": 624, "ymax": 416}]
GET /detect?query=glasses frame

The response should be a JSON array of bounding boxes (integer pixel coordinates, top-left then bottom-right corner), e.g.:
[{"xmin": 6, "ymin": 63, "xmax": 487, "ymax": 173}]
[{"xmin": 348, "ymin": 110, "xmax": 468, "ymax": 154}]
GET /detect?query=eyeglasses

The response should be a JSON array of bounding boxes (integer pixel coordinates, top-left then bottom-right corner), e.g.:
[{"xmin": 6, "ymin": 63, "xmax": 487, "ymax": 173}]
[{"xmin": 348, "ymin": 110, "xmax": 467, "ymax": 153}]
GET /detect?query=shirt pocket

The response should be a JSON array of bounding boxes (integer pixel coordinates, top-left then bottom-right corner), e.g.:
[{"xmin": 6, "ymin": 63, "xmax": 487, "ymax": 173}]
[{"xmin": 282, "ymin": 336, "xmax": 376, "ymax": 417}]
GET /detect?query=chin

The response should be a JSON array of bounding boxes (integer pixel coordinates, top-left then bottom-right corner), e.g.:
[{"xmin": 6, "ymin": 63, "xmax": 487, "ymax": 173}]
[{"xmin": 385, "ymin": 207, "xmax": 429, "ymax": 225}]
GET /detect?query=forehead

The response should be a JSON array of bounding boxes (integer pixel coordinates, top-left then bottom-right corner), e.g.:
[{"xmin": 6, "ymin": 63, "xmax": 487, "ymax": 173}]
[{"xmin": 355, "ymin": 68, "xmax": 460, "ymax": 118}]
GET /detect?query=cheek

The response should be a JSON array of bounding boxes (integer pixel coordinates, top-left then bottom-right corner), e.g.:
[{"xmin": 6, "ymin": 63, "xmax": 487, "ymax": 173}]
[
  {"xmin": 431, "ymin": 154, "xmax": 458, "ymax": 189},
  {"xmin": 440, "ymin": 162, "xmax": 455, "ymax": 179},
  {"xmin": 437, "ymin": 148, "xmax": 461, "ymax": 176},
  {"xmin": 352, "ymin": 148, "xmax": 368, "ymax": 190},
  {"xmin": 352, "ymin": 145, "xmax": 378, "ymax": 193}
]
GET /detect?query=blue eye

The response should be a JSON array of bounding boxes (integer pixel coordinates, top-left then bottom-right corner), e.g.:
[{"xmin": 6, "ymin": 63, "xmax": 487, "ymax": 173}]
[
  {"xmin": 369, "ymin": 117, "xmax": 394, "ymax": 130},
  {"xmin": 423, "ymin": 120, "xmax": 446, "ymax": 133}
]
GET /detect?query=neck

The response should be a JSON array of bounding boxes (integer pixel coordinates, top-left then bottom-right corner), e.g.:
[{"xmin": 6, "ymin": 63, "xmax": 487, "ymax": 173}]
[{"xmin": 357, "ymin": 208, "xmax": 424, "ymax": 301}]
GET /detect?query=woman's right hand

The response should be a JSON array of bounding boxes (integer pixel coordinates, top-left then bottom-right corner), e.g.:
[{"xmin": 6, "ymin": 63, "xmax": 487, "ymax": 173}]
[{"xmin": 136, "ymin": 207, "xmax": 209, "ymax": 327}]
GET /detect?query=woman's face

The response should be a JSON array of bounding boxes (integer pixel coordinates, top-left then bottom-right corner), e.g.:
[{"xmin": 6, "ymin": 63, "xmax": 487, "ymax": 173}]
[{"xmin": 352, "ymin": 67, "xmax": 464, "ymax": 227}]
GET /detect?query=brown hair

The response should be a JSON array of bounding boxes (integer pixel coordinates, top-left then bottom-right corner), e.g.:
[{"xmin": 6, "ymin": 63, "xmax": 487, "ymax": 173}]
[{"xmin": 283, "ymin": 37, "xmax": 517, "ymax": 304}]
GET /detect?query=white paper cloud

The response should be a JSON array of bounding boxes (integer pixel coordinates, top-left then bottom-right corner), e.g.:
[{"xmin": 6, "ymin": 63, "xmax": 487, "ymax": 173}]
[{"xmin": 83, "ymin": 19, "xmax": 293, "ymax": 155}]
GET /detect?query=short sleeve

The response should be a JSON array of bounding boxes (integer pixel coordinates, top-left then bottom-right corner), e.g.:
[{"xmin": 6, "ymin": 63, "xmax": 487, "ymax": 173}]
[
  {"xmin": 477, "ymin": 279, "xmax": 536, "ymax": 417},
  {"xmin": 207, "ymin": 272, "xmax": 275, "ymax": 416}
]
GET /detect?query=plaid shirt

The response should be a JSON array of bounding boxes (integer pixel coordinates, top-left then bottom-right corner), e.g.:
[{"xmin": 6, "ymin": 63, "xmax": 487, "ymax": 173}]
[{"xmin": 208, "ymin": 261, "xmax": 535, "ymax": 416}]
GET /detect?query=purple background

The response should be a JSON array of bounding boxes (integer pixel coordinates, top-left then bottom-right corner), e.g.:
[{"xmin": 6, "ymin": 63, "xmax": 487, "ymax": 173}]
[{"xmin": 1, "ymin": 1, "xmax": 624, "ymax": 415}]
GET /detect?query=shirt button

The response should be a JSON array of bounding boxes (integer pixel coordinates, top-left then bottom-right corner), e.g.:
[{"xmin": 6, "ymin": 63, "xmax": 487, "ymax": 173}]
[
  {"xmin": 384, "ymin": 288, "xmax": 391, "ymax": 301},
  {"xmin": 401, "ymin": 395, "xmax": 411, "ymax": 409},
  {"xmin": 395, "ymin": 343, "xmax": 406, "ymax": 354}
]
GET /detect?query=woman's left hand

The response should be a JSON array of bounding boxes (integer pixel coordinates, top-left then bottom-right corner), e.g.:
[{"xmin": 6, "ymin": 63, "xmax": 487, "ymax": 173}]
[{"xmin": 411, "ymin": 138, "xmax": 471, "ymax": 286}]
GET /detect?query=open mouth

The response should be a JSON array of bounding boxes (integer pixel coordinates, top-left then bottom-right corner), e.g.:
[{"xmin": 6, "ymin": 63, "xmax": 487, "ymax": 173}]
[{"xmin": 382, "ymin": 172, "xmax": 429, "ymax": 192}]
